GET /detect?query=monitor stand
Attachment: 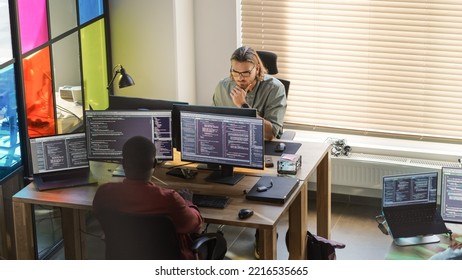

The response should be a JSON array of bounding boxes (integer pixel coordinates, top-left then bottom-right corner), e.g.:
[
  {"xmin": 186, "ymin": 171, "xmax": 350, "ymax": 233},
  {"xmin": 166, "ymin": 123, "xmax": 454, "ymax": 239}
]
[
  {"xmin": 393, "ymin": 235, "xmax": 440, "ymax": 247},
  {"xmin": 197, "ymin": 163, "xmax": 221, "ymax": 171},
  {"xmin": 205, "ymin": 165, "xmax": 244, "ymax": 185}
]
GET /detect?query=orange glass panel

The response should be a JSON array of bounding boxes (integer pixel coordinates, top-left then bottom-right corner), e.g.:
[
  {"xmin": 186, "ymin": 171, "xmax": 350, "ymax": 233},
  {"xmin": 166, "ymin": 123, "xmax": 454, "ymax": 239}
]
[{"xmin": 23, "ymin": 47, "xmax": 56, "ymax": 137}]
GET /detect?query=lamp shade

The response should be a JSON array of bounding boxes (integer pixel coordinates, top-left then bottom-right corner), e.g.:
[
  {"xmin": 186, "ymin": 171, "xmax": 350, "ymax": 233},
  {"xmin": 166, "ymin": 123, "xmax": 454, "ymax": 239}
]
[{"xmin": 118, "ymin": 66, "xmax": 135, "ymax": 88}]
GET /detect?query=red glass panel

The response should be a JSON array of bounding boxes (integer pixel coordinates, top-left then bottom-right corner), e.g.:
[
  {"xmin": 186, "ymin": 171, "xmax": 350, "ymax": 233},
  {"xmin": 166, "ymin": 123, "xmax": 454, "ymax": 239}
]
[{"xmin": 23, "ymin": 47, "xmax": 56, "ymax": 137}]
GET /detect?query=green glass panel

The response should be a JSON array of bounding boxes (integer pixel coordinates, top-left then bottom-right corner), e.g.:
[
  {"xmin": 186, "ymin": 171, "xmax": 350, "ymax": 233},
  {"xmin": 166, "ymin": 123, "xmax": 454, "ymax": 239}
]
[{"xmin": 80, "ymin": 19, "xmax": 108, "ymax": 110}]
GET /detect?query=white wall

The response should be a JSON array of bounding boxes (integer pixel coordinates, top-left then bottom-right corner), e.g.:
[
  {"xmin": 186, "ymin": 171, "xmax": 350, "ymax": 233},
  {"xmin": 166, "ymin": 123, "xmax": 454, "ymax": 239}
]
[
  {"xmin": 108, "ymin": 0, "xmax": 239, "ymax": 105},
  {"xmin": 193, "ymin": 0, "xmax": 239, "ymax": 105}
]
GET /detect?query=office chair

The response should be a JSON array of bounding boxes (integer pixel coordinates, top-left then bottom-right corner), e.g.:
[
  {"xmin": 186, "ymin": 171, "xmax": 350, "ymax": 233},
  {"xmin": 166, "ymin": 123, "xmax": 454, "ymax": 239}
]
[
  {"xmin": 96, "ymin": 210, "xmax": 219, "ymax": 260},
  {"xmin": 256, "ymin": 50, "xmax": 295, "ymax": 140}
]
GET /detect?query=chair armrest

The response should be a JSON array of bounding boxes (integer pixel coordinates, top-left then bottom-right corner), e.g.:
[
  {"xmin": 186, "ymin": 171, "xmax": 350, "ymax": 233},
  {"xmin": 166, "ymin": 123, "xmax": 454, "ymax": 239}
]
[{"xmin": 191, "ymin": 235, "xmax": 218, "ymax": 260}]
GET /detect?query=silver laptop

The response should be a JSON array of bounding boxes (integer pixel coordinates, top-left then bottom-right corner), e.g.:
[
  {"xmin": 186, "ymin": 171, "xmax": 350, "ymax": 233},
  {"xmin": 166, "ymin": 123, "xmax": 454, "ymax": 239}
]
[
  {"xmin": 29, "ymin": 133, "xmax": 97, "ymax": 191},
  {"xmin": 382, "ymin": 171, "xmax": 449, "ymax": 246}
]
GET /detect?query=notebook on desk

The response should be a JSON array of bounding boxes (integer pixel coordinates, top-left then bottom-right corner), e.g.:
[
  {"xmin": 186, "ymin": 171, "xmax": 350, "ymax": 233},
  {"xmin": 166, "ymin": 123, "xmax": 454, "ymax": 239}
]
[
  {"xmin": 29, "ymin": 133, "xmax": 98, "ymax": 191},
  {"xmin": 381, "ymin": 172, "xmax": 449, "ymax": 246},
  {"xmin": 246, "ymin": 176, "xmax": 299, "ymax": 204}
]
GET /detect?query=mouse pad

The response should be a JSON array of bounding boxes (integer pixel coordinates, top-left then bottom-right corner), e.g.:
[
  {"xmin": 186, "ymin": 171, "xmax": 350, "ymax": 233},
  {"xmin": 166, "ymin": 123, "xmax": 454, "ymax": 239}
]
[{"xmin": 264, "ymin": 141, "xmax": 302, "ymax": 156}]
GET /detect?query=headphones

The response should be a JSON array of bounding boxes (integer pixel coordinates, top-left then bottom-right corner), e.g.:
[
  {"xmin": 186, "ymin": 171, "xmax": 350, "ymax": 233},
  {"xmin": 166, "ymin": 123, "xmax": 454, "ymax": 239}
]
[{"xmin": 329, "ymin": 138, "xmax": 352, "ymax": 157}]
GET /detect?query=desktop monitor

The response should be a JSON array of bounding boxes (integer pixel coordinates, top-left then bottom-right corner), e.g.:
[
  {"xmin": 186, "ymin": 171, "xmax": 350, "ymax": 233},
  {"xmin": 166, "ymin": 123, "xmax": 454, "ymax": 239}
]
[
  {"xmin": 108, "ymin": 95, "xmax": 188, "ymax": 111},
  {"xmin": 85, "ymin": 110, "xmax": 174, "ymax": 162},
  {"xmin": 179, "ymin": 110, "xmax": 264, "ymax": 185},
  {"xmin": 440, "ymin": 167, "xmax": 462, "ymax": 224},
  {"xmin": 172, "ymin": 104, "xmax": 257, "ymax": 151}
]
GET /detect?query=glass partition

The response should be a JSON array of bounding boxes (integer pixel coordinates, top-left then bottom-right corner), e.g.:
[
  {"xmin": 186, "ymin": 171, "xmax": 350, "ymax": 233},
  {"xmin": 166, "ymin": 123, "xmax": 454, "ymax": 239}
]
[
  {"xmin": 23, "ymin": 47, "xmax": 56, "ymax": 137},
  {"xmin": 0, "ymin": 65, "xmax": 21, "ymax": 176},
  {"xmin": 0, "ymin": 0, "xmax": 13, "ymax": 63},
  {"xmin": 79, "ymin": 0, "xmax": 104, "ymax": 25},
  {"xmin": 52, "ymin": 33, "xmax": 83, "ymax": 134},
  {"xmin": 80, "ymin": 19, "xmax": 108, "ymax": 110},
  {"xmin": 48, "ymin": 0, "xmax": 78, "ymax": 39},
  {"xmin": 17, "ymin": 0, "xmax": 49, "ymax": 54}
]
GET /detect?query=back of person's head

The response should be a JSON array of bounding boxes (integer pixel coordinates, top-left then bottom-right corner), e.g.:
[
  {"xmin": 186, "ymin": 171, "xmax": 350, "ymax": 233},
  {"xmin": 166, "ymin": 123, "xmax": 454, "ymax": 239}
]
[
  {"xmin": 122, "ymin": 136, "xmax": 156, "ymax": 181},
  {"xmin": 230, "ymin": 46, "xmax": 267, "ymax": 80}
]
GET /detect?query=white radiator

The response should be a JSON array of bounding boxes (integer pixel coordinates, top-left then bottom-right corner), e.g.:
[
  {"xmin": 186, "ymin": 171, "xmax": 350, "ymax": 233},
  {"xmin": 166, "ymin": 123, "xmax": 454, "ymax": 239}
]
[{"xmin": 309, "ymin": 153, "xmax": 461, "ymax": 198}]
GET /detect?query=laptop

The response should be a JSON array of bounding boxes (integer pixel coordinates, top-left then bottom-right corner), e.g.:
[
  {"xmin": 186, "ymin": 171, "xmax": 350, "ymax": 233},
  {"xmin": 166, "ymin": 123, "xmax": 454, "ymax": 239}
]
[
  {"xmin": 246, "ymin": 176, "xmax": 299, "ymax": 204},
  {"xmin": 29, "ymin": 133, "xmax": 98, "ymax": 191},
  {"xmin": 381, "ymin": 172, "xmax": 449, "ymax": 246}
]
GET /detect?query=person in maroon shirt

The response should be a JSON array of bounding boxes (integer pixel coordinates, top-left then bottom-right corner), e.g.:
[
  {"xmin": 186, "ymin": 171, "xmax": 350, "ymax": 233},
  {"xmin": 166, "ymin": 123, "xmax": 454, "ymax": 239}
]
[{"xmin": 93, "ymin": 136, "xmax": 226, "ymax": 259}]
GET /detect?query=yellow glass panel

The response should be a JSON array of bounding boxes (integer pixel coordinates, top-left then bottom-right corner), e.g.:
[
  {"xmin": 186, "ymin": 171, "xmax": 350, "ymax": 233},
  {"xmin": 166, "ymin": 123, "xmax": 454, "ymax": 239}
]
[{"xmin": 80, "ymin": 19, "xmax": 108, "ymax": 110}]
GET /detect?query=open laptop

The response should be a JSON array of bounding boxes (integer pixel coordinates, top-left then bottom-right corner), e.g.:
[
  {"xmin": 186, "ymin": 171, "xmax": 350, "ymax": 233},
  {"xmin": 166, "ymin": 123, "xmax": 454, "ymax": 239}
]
[
  {"xmin": 381, "ymin": 171, "xmax": 449, "ymax": 246},
  {"xmin": 29, "ymin": 133, "xmax": 98, "ymax": 191}
]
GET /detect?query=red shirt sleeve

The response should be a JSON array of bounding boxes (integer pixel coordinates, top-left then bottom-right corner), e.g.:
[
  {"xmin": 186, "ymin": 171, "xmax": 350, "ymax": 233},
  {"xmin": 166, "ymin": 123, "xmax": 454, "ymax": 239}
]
[{"xmin": 165, "ymin": 190, "xmax": 204, "ymax": 234}]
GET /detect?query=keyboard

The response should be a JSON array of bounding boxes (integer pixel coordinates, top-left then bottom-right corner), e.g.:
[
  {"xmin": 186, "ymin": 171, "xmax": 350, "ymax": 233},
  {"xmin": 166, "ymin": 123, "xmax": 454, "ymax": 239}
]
[
  {"xmin": 192, "ymin": 194, "xmax": 230, "ymax": 209},
  {"xmin": 385, "ymin": 207, "xmax": 438, "ymax": 225}
]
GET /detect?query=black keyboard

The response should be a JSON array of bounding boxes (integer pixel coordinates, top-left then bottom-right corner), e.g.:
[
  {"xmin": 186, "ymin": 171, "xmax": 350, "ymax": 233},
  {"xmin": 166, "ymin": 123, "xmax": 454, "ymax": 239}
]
[
  {"xmin": 386, "ymin": 207, "xmax": 437, "ymax": 224},
  {"xmin": 192, "ymin": 194, "xmax": 230, "ymax": 209}
]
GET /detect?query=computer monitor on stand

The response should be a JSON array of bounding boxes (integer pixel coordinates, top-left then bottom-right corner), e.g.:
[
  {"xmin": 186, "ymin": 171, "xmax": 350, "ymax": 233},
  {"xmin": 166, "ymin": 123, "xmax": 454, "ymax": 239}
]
[
  {"xmin": 179, "ymin": 110, "xmax": 264, "ymax": 185},
  {"xmin": 85, "ymin": 110, "xmax": 174, "ymax": 176},
  {"xmin": 441, "ymin": 167, "xmax": 462, "ymax": 224}
]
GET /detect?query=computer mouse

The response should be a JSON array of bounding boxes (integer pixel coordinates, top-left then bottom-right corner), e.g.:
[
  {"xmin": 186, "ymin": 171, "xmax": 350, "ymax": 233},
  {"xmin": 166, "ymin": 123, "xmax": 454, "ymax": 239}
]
[
  {"xmin": 275, "ymin": 142, "xmax": 286, "ymax": 152},
  {"xmin": 238, "ymin": 209, "xmax": 254, "ymax": 219}
]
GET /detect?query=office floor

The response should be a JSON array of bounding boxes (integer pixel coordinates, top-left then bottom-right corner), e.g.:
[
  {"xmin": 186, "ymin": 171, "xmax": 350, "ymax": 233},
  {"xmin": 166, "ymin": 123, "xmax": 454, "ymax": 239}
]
[{"xmin": 35, "ymin": 193, "xmax": 392, "ymax": 260}]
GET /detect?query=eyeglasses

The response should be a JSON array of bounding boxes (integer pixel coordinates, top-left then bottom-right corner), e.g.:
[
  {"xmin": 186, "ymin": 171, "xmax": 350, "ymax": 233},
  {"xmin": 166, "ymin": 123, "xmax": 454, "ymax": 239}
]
[{"xmin": 230, "ymin": 65, "xmax": 256, "ymax": 78}]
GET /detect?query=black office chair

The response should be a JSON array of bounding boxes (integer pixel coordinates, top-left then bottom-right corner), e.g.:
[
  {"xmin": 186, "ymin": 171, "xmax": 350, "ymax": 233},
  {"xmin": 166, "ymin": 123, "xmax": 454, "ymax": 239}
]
[
  {"xmin": 256, "ymin": 50, "xmax": 295, "ymax": 140},
  {"xmin": 96, "ymin": 210, "xmax": 219, "ymax": 260},
  {"xmin": 256, "ymin": 51, "xmax": 290, "ymax": 98}
]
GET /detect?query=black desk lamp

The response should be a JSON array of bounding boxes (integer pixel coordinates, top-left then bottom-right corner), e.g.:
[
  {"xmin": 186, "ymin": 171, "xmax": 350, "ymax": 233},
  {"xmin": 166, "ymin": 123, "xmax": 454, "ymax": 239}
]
[{"xmin": 107, "ymin": 64, "xmax": 135, "ymax": 95}]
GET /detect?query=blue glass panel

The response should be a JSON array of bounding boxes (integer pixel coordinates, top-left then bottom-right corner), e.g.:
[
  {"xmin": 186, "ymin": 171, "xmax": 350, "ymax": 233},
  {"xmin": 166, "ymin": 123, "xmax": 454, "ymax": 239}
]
[
  {"xmin": 79, "ymin": 0, "xmax": 104, "ymax": 25},
  {"xmin": 0, "ymin": 64, "xmax": 21, "ymax": 172}
]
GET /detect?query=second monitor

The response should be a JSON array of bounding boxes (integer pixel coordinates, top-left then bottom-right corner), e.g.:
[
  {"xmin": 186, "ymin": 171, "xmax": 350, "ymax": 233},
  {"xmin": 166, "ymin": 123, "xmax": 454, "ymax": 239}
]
[
  {"xmin": 85, "ymin": 110, "xmax": 174, "ymax": 162},
  {"xmin": 179, "ymin": 110, "xmax": 264, "ymax": 185}
]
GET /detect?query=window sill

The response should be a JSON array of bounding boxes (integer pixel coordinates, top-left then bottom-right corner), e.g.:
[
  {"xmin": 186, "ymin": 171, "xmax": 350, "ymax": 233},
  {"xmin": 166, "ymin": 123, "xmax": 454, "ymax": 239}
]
[{"xmin": 287, "ymin": 129, "xmax": 462, "ymax": 163}]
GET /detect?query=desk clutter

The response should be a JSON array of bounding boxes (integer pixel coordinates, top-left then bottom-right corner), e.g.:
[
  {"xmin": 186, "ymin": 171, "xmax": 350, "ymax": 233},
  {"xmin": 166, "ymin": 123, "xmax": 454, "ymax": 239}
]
[{"xmin": 277, "ymin": 153, "xmax": 302, "ymax": 175}]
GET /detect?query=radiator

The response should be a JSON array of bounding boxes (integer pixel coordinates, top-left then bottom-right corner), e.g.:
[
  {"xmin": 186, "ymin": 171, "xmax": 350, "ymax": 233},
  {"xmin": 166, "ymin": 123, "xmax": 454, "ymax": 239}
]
[{"xmin": 308, "ymin": 153, "xmax": 461, "ymax": 198}]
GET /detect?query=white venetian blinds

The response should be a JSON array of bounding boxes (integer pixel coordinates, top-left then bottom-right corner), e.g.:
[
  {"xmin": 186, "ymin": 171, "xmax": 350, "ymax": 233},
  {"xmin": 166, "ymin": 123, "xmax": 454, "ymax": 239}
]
[{"xmin": 241, "ymin": 0, "xmax": 462, "ymax": 141}]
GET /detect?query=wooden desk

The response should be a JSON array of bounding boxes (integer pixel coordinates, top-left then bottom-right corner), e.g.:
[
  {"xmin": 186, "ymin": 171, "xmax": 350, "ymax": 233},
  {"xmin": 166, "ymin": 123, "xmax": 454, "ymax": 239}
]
[
  {"xmin": 386, "ymin": 224, "xmax": 462, "ymax": 260},
  {"xmin": 12, "ymin": 141, "xmax": 331, "ymax": 260}
]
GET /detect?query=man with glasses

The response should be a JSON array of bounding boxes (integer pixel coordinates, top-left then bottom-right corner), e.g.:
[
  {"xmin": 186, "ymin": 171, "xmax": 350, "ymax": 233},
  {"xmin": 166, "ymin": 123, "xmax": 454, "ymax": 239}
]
[{"xmin": 212, "ymin": 46, "xmax": 287, "ymax": 140}]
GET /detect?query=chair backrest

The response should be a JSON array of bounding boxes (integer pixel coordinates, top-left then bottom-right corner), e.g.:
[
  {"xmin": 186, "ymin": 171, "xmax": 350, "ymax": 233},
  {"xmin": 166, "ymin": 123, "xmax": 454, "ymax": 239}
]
[
  {"xmin": 256, "ymin": 50, "xmax": 290, "ymax": 98},
  {"xmin": 97, "ymin": 210, "xmax": 181, "ymax": 260},
  {"xmin": 257, "ymin": 50, "xmax": 295, "ymax": 139}
]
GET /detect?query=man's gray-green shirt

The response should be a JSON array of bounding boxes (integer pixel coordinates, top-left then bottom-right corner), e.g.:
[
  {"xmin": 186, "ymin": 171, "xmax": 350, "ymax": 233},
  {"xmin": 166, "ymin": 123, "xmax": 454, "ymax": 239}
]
[{"xmin": 212, "ymin": 75, "xmax": 287, "ymax": 138}]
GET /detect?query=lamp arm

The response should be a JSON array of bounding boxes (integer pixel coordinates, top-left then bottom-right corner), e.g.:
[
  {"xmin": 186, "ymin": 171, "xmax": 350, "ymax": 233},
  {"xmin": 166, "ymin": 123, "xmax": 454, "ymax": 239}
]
[
  {"xmin": 107, "ymin": 70, "xmax": 120, "ymax": 90},
  {"xmin": 107, "ymin": 64, "xmax": 122, "ymax": 90}
]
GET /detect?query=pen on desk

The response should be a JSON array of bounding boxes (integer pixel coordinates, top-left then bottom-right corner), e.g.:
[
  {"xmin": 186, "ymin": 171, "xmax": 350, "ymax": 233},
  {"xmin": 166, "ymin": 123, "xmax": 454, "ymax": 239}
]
[{"xmin": 151, "ymin": 175, "xmax": 169, "ymax": 186}]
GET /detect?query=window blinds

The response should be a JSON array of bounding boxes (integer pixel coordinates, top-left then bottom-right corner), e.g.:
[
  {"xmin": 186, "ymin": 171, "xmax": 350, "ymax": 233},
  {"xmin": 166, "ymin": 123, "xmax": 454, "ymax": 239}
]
[{"xmin": 241, "ymin": 0, "xmax": 462, "ymax": 142}]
